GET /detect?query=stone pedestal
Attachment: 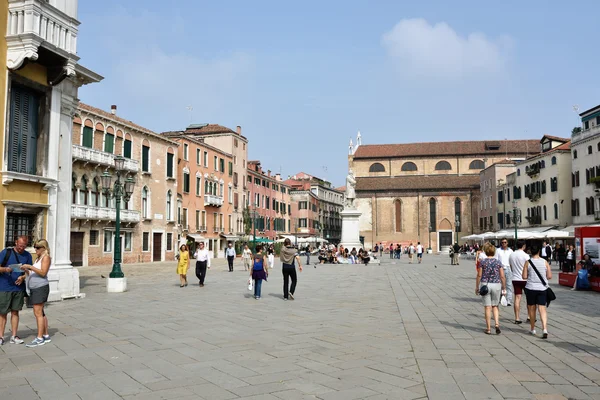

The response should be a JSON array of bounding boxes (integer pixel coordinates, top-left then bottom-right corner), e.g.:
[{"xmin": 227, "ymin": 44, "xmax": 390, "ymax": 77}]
[
  {"xmin": 340, "ymin": 208, "xmax": 363, "ymax": 250},
  {"xmin": 107, "ymin": 277, "xmax": 127, "ymax": 293}
]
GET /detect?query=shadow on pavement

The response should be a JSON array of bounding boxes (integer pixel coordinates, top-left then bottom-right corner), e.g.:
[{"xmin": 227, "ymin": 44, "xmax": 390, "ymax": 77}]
[{"xmin": 551, "ymin": 341, "xmax": 600, "ymax": 355}]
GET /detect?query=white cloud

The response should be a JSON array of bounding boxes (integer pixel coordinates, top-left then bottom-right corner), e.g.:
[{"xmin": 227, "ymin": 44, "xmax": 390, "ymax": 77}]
[{"xmin": 382, "ymin": 18, "xmax": 511, "ymax": 80}]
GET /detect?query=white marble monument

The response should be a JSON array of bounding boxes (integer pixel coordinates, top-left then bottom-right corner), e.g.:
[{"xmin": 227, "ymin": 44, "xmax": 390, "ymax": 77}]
[{"xmin": 340, "ymin": 169, "xmax": 363, "ymax": 250}]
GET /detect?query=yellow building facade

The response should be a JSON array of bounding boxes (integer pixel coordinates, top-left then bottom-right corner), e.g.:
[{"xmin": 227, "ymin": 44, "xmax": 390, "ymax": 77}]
[{"xmin": 0, "ymin": 0, "xmax": 102, "ymax": 301}]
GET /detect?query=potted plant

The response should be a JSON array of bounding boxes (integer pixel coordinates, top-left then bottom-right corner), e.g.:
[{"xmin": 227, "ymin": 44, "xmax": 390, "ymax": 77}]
[{"xmin": 591, "ymin": 176, "xmax": 600, "ymax": 189}]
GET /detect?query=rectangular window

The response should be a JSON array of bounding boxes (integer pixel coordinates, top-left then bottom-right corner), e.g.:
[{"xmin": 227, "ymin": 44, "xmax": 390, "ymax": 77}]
[
  {"xmin": 183, "ymin": 208, "xmax": 188, "ymax": 227},
  {"xmin": 183, "ymin": 173, "xmax": 190, "ymax": 193},
  {"xmin": 234, "ymin": 193, "xmax": 239, "ymax": 209},
  {"xmin": 89, "ymin": 230, "xmax": 99, "ymax": 246},
  {"xmin": 104, "ymin": 231, "xmax": 113, "ymax": 253},
  {"xmin": 142, "ymin": 232, "xmax": 149, "ymax": 251},
  {"xmin": 104, "ymin": 133, "xmax": 114, "ymax": 153},
  {"xmin": 214, "ymin": 156, "xmax": 218, "ymax": 170},
  {"xmin": 299, "ymin": 218, "xmax": 308, "ymax": 228},
  {"xmin": 228, "ymin": 187, "xmax": 233, "ymax": 203},
  {"xmin": 5, "ymin": 213, "xmax": 36, "ymax": 248},
  {"xmin": 142, "ymin": 145, "xmax": 150, "ymax": 172},
  {"xmin": 228, "ymin": 161, "xmax": 233, "ymax": 176},
  {"xmin": 166, "ymin": 153, "xmax": 174, "ymax": 178},
  {"xmin": 266, "ymin": 196, "xmax": 270, "ymax": 210},
  {"xmin": 183, "ymin": 143, "xmax": 189, "ymax": 160},
  {"xmin": 8, "ymin": 85, "xmax": 40, "ymax": 175},
  {"xmin": 82, "ymin": 126, "xmax": 93, "ymax": 148},
  {"xmin": 204, "ymin": 151, "xmax": 208, "ymax": 167},
  {"xmin": 233, "ymin": 172, "xmax": 238, "ymax": 187},
  {"xmin": 213, "ymin": 212, "xmax": 218, "ymax": 231},
  {"xmin": 220, "ymin": 158, "xmax": 225, "ymax": 172},
  {"xmin": 255, "ymin": 177, "xmax": 260, "ymax": 185},
  {"xmin": 196, "ymin": 210, "xmax": 200, "ymax": 229},
  {"xmin": 123, "ymin": 139, "xmax": 132, "ymax": 158},
  {"xmin": 202, "ymin": 211, "xmax": 206, "ymax": 227},
  {"xmin": 228, "ymin": 215, "xmax": 232, "ymax": 232},
  {"xmin": 167, "ymin": 233, "xmax": 173, "ymax": 251},
  {"xmin": 196, "ymin": 176, "xmax": 201, "ymax": 196},
  {"xmin": 196, "ymin": 148, "xmax": 201, "ymax": 165},
  {"xmin": 234, "ymin": 139, "xmax": 238, "ymax": 147},
  {"xmin": 124, "ymin": 232, "xmax": 132, "ymax": 252}
]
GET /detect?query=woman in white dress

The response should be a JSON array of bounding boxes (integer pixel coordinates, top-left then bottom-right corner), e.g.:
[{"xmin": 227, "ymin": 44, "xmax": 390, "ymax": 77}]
[{"xmin": 242, "ymin": 244, "xmax": 252, "ymax": 271}]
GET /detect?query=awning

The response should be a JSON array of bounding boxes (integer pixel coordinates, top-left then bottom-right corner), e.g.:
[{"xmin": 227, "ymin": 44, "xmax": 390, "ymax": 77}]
[
  {"xmin": 220, "ymin": 234, "xmax": 240, "ymax": 241},
  {"xmin": 186, "ymin": 233, "xmax": 205, "ymax": 242},
  {"xmin": 564, "ymin": 224, "xmax": 600, "ymax": 235}
]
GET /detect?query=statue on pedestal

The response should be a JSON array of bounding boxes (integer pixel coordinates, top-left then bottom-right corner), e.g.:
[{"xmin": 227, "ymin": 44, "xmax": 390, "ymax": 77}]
[{"xmin": 345, "ymin": 169, "xmax": 356, "ymax": 208}]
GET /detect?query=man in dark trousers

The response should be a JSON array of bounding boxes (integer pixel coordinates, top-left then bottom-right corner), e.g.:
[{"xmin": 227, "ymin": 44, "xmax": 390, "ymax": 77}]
[
  {"xmin": 452, "ymin": 242, "xmax": 461, "ymax": 265},
  {"xmin": 541, "ymin": 241, "xmax": 552, "ymax": 263}
]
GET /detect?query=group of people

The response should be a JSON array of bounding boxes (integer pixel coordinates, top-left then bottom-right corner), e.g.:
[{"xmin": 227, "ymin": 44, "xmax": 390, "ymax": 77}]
[
  {"xmin": 374, "ymin": 242, "xmax": 425, "ymax": 264},
  {"xmin": 313, "ymin": 245, "xmax": 372, "ymax": 265},
  {"xmin": 476, "ymin": 240, "xmax": 552, "ymax": 338},
  {"xmin": 176, "ymin": 239, "xmax": 302, "ymax": 301},
  {"xmin": 0, "ymin": 236, "xmax": 52, "ymax": 347}
]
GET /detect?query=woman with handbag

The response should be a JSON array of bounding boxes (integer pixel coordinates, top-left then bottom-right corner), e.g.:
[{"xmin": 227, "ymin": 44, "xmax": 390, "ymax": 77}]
[
  {"xmin": 522, "ymin": 243, "xmax": 552, "ymax": 339},
  {"xmin": 176, "ymin": 245, "xmax": 190, "ymax": 287},
  {"xmin": 250, "ymin": 245, "xmax": 268, "ymax": 300},
  {"xmin": 475, "ymin": 242, "xmax": 506, "ymax": 335}
]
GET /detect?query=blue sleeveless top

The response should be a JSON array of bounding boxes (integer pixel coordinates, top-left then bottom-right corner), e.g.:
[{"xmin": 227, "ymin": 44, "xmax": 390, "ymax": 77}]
[{"xmin": 253, "ymin": 254, "xmax": 264, "ymax": 270}]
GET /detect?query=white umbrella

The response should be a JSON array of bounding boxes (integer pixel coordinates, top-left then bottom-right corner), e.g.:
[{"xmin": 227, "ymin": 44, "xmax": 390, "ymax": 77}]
[
  {"xmin": 493, "ymin": 230, "xmax": 513, "ymax": 239},
  {"xmin": 481, "ymin": 232, "xmax": 496, "ymax": 240},
  {"xmin": 542, "ymin": 229, "xmax": 570, "ymax": 239}
]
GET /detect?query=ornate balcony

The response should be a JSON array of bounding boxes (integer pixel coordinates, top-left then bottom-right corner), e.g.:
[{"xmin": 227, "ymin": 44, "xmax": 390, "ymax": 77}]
[
  {"xmin": 204, "ymin": 194, "xmax": 223, "ymax": 207},
  {"xmin": 71, "ymin": 204, "xmax": 141, "ymax": 223},
  {"xmin": 7, "ymin": 0, "xmax": 79, "ymax": 71},
  {"xmin": 72, "ymin": 145, "xmax": 139, "ymax": 173}
]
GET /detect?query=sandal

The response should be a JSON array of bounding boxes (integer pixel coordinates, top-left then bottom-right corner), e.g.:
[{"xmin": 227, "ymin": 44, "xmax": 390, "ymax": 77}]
[
  {"xmin": 484, "ymin": 329, "xmax": 491, "ymax": 335},
  {"xmin": 495, "ymin": 326, "xmax": 501, "ymax": 334},
  {"xmin": 514, "ymin": 320, "xmax": 522, "ymax": 324}
]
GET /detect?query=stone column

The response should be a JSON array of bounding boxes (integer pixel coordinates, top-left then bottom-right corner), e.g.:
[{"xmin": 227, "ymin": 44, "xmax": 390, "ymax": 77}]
[{"xmin": 47, "ymin": 78, "xmax": 80, "ymax": 302}]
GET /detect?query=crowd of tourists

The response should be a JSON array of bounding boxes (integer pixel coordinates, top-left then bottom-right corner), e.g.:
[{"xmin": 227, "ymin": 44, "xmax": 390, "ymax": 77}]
[{"xmin": 0, "ymin": 236, "xmax": 52, "ymax": 347}]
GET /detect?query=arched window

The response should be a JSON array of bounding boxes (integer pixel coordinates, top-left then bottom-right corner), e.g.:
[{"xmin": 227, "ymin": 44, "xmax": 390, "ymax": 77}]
[
  {"xmin": 517, "ymin": 169, "xmax": 521, "ymax": 176},
  {"xmin": 588, "ymin": 145, "xmax": 593, "ymax": 155},
  {"xmin": 166, "ymin": 190, "xmax": 172, "ymax": 221},
  {"xmin": 429, "ymin": 198, "xmax": 437, "ymax": 231},
  {"xmin": 80, "ymin": 176, "xmax": 88, "ymax": 205},
  {"xmin": 394, "ymin": 200, "xmax": 402, "ymax": 232},
  {"xmin": 543, "ymin": 205, "xmax": 547, "ymax": 221},
  {"xmin": 369, "ymin": 163, "xmax": 385, "ymax": 173},
  {"xmin": 469, "ymin": 160, "xmax": 485, "ymax": 170},
  {"xmin": 551, "ymin": 156, "xmax": 556, "ymax": 165},
  {"xmin": 573, "ymin": 150, "xmax": 578, "ymax": 159},
  {"xmin": 540, "ymin": 160, "xmax": 545, "ymax": 168},
  {"xmin": 454, "ymin": 198, "xmax": 461, "ymax": 232},
  {"xmin": 401, "ymin": 162, "xmax": 417, "ymax": 172},
  {"xmin": 91, "ymin": 178, "xmax": 99, "ymax": 207},
  {"xmin": 435, "ymin": 161, "xmax": 452, "ymax": 171},
  {"xmin": 598, "ymin": 142, "xmax": 600, "ymax": 152},
  {"xmin": 71, "ymin": 176, "xmax": 77, "ymax": 204},
  {"xmin": 205, "ymin": 180, "xmax": 209, "ymax": 194},
  {"xmin": 554, "ymin": 203, "xmax": 558, "ymax": 219},
  {"xmin": 142, "ymin": 186, "xmax": 149, "ymax": 218}
]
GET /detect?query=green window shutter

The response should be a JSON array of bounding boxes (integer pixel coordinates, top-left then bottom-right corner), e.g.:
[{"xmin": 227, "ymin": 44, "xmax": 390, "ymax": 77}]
[
  {"xmin": 142, "ymin": 146, "xmax": 149, "ymax": 172},
  {"xmin": 8, "ymin": 86, "xmax": 39, "ymax": 175},
  {"xmin": 82, "ymin": 126, "xmax": 93, "ymax": 148},
  {"xmin": 104, "ymin": 133, "xmax": 114, "ymax": 153},
  {"xmin": 124, "ymin": 139, "xmax": 132, "ymax": 158},
  {"xmin": 228, "ymin": 161, "xmax": 232, "ymax": 176},
  {"xmin": 220, "ymin": 159, "xmax": 225, "ymax": 172},
  {"xmin": 166, "ymin": 153, "xmax": 174, "ymax": 178}
]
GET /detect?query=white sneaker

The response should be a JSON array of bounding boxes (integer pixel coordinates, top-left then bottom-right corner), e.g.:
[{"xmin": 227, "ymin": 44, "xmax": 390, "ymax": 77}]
[
  {"xmin": 529, "ymin": 330, "xmax": 537, "ymax": 335},
  {"xmin": 42, "ymin": 335, "xmax": 51, "ymax": 343},
  {"xmin": 10, "ymin": 336, "xmax": 24, "ymax": 344}
]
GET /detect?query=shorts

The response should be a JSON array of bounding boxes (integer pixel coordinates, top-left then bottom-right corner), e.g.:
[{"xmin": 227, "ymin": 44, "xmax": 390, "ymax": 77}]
[
  {"xmin": 512, "ymin": 280, "xmax": 526, "ymax": 295},
  {"xmin": 524, "ymin": 288, "xmax": 547, "ymax": 306},
  {"xmin": 0, "ymin": 291, "xmax": 25, "ymax": 314},
  {"xmin": 29, "ymin": 285, "xmax": 49, "ymax": 305},
  {"xmin": 417, "ymin": 253, "xmax": 423, "ymax": 258},
  {"xmin": 481, "ymin": 282, "xmax": 502, "ymax": 307}
]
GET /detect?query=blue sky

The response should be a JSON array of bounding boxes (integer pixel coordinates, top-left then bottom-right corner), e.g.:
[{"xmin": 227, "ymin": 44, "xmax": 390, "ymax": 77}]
[{"xmin": 77, "ymin": 0, "xmax": 599, "ymax": 186}]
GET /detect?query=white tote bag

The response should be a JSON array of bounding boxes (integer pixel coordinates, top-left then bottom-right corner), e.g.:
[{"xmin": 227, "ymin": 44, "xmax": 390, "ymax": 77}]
[{"xmin": 248, "ymin": 277, "xmax": 253, "ymax": 291}]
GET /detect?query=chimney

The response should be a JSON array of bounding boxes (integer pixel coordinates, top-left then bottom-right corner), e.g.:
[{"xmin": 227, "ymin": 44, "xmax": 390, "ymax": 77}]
[
  {"xmin": 236, "ymin": 125, "xmax": 241, "ymax": 134},
  {"xmin": 111, "ymin": 105, "xmax": 117, "ymax": 115},
  {"xmin": 267, "ymin": 170, "xmax": 271, "ymax": 177}
]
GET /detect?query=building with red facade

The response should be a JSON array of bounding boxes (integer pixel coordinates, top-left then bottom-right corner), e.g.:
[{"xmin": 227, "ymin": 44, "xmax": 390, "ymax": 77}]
[{"xmin": 246, "ymin": 161, "xmax": 292, "ymax": 240}]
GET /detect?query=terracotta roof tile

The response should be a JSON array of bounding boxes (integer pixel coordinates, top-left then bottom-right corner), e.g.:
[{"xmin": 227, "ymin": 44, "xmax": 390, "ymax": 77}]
[
  {"xmin": 356, "ymin": 175, "xmax": 480, "ymax": 192},
  {"xmin": 185, "ymin": 124, "xmax": 237, "ymax": 135},
  {"xmin": 78, "ymin": 103, "xmax": 156, "ymax": 135},
  {"xmin": 353, "ymin": 140, "xmax": 541, "ymax": 159},
  {"xmin": 541, "ymin": 135, "xmax": 569, "ymax": 143}
]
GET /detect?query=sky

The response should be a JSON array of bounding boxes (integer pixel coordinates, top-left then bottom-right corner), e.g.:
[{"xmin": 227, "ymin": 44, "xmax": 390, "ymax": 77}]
[{"xmin": 77, "ymin": 0, "xmax": 600, "ymax": 187}]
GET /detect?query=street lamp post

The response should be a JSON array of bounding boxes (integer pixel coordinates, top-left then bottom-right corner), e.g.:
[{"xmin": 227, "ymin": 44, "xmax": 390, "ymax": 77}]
[
  {"xmin": 101, "ymin": 156, "xmax": 135, "ymax": 280},
  {"xmin": 428, "ymin": 223, "xmax": 432, "ymax": 251},
  {"xmin": 512, "ymin": 199, "xmax": 519, "ymax": 243},
  {"xmin": 250, "ymin": 209, "xmax": 259, "ymax": 252}
]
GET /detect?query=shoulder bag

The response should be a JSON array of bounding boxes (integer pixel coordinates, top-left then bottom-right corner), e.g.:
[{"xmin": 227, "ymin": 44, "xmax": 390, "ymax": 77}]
[{"xmin": 528, "ymin": 259, "xmax": 556, "ymax": 306}]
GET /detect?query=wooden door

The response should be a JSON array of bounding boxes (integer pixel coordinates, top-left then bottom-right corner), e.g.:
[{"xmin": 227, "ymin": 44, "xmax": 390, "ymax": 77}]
[
  {"xmin": 70, "ymin": 232, "xmax": 84, "ymax": 266},
  {"xmin": 153, "ymin": 233, "xmax": 162, "ymax": 262}
]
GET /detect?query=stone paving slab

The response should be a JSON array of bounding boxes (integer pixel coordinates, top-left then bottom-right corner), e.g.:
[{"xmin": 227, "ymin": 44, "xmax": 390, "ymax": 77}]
[{"xmin": 1, "ymin": 254, "xmax": 599, "ymax": 399}]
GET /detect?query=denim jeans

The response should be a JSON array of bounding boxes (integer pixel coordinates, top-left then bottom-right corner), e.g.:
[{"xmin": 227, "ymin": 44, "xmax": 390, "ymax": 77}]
[{"xmin": 254, "ymin": 279, "xmax": 262, "ymax": 297}]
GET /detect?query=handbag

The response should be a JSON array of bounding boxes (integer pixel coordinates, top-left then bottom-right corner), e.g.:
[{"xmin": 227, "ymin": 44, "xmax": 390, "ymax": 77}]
[
  {"xmin": 528, "ymin": 259, "xmax": 556, "ymax": 306},
  {"xmin": 247, "ymin": 277, "xmax": 253, "ymax": 291}
]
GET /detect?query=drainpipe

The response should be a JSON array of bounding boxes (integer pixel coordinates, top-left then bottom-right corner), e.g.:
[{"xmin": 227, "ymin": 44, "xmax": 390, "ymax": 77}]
[
  {"xmin": 373, "ymin": 193, "xmax": 377, "ymax": 247},
  {"xmin": 417, "ymin": 190, "xmax": 421, "ymax": 240}
]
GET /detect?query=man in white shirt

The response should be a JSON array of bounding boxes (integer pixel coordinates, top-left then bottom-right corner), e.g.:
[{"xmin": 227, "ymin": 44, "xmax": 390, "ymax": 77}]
[
  {"xmin": 194, "ymin": 242, "xmax": 211, "ymax": 287},
  {"xmin": 225, "ymin": 242, "xmax": 236, "ymax": 272},
  {"xmin": 508, "ymin": 240, "xmax": 529, "ymax": 324},
  {"xmin": 495, "ymin": 239, "xmax": 514, "ymax": 305},
  {"xmin": 416, "ymin": 242, "xmax": 423, "ymax": 264}
]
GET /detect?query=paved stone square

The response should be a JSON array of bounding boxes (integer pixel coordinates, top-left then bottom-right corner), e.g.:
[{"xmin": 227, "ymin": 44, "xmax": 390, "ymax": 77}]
[{"xmin": 1, "ymin": 253, "xmax": 599, "ymax": 399}]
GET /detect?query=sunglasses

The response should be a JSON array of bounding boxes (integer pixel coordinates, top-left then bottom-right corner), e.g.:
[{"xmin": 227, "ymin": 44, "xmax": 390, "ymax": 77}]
[{"xmin": 34, "ymin": 246, "xmax": 43, "ymax": 249}]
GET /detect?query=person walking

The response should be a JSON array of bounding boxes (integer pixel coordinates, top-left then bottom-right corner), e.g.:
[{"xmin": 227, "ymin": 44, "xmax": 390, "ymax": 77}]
[
  {"xmin": 0, "ymin": 236, "xmax": 31, "ymax": 345},
  {"xmin": 20, "ymin": 240, "xmax": 52, "ymax": 347},
  {"xmin": 389, "ymin": 243, "xmax": 394, "ymax": 259},
  {"xmin": 379, "ymin": 243, "xmax": 383, "ymax": 258},
  {"xmin": 476, "ymin": 243, "xmax": 507, "ymax": 335},
  {"xmin": 541, "ymin": 241, "xmax": 552, "ymax": 263},
  {"xmin": 225, "ymin": 242, "xmax": 236, "ymax": 272},
  {"xmin": 242, "ymin": 244, "xmax": 252, "ymax": 271},
  {"xmin": 306, "ymin": 245, "xmax": 311, "ymax": 265},
  {"xmin": 408, "ymin": 243, "xmax": 415, "ymax": 264},
  {"xmin": 250, "ymin": 245, "xmax": 268, "ymax": 299},
  {"xmin": 280, "ymin": 238, "xmax": 303, "ymax": 300},
  {"xmin": 416, "ymin": 242, "xmax": 423, "ymax": 263},
  {"xmin": 495, "ymin": 239, "xmax": 514, "ymax": 306},
  {"xmin": 555, "ymin": 243, "xmax": 566, "ymax": 271},
  {"xmin": 194, "ymin": 242, "xmax": 210, "ymax": 287},
  {"xmin": 566, "ymin": 245, "xmax": 575, "ymax": 272},
  {"xmin": 452, "ymin": 242, "xmax": 460, "ymax": 265},
  {"xmin": 267, "ymin": 245, "xmax": 275, "ymax": 269},
  {"xmin": 522, "ymin": 243, "xmax": 552, "ymax": 339},
  {"xmin": 508, "ymin": 240, "xmax": 529, "ymax": 324},
  {"xmin": 177, "ymin": 244, "xmax": 190, "ymax": 287}
]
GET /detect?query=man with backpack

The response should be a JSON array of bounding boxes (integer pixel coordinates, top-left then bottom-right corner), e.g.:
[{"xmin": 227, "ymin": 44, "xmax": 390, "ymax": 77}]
[{"xmin": 0, "ymin": 236, "xmax": 32, "ymax": 345}]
